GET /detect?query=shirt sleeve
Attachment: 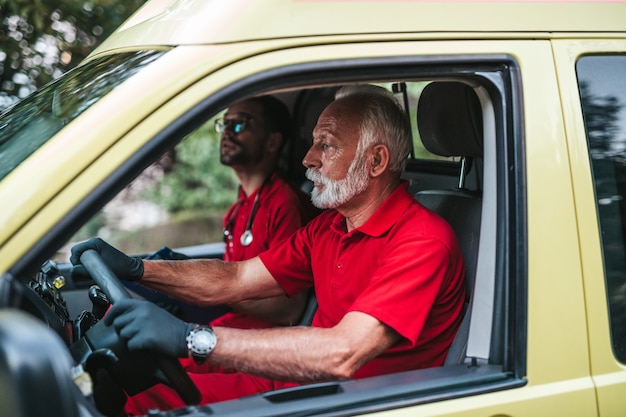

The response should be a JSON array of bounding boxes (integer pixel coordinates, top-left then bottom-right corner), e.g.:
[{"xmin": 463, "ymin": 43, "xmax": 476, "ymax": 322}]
[{"xmin": 259, "ymin": 214, "xmax": 326, "ymax": 296}]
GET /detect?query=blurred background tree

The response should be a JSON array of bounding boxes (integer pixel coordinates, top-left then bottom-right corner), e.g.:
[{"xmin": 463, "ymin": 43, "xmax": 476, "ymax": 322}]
[
  {"xmin": 0, "ymin": 0, "xmax": 146, "ymax": 110},
  {"xmin": 1, "ymin": 1, "xmax": 249, "ymax": 254}
]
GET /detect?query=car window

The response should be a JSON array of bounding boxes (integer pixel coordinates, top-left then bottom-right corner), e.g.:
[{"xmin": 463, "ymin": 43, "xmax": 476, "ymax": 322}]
[
  {"xmin": 61, "ymin": 81, "xmax": 464, "ymax": 260},
  {"xmin": 0, "ymin": 50, "xmax": 165, "ymax": 181},
  {"xmin": 66, "ymin": 116, "xmax": 238, "ymax": 258},
  {"xmin": 577, "ymin": 54, "xmax": 626, "ymax": 362}
]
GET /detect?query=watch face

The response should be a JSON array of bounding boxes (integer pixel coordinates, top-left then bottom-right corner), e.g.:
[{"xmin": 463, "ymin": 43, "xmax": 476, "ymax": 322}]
[
  {"xmin": 195, "ymin": 331, "xmax": 215, "ymax": 353},
  {"xmin": 189, "ymin": 327, "xmax": 216, "ymax": 355}
]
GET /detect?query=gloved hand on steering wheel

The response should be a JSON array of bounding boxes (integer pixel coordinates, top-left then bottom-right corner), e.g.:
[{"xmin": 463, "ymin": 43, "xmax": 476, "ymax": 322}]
[
  {"xmin": 104, "ymin": 298, "xmax": 194, "ymax": 358},
  {"xmin": 70, "ymin": 237, "xmax": 144, "ymax": 281}
]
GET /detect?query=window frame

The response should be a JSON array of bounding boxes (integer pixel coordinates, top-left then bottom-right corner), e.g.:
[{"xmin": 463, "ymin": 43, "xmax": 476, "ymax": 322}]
[
  {"xmin": 10, "ymin": 50, "xmax": 527, "ymax": 415},
  {"xmin": 576, "ymin": 53, "xmax": 626, "ymax": 364}
]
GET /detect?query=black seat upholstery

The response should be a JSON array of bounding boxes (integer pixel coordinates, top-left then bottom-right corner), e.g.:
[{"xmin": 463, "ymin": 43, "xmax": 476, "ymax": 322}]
[
  {"xmin": 416, "ymin": 82, "xmax": 483, "ymax": 160},
  {"xmin": 415, "ymin": 81, "xmax": 483, "ymax": 365},
  {"xmin": 415, "ymin": 189, "xmax": 482, "ymax": 298}
]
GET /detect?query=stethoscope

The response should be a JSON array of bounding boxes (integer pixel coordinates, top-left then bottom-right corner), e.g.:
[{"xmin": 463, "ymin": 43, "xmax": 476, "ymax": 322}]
[{"xmin": 223, "ymin": 178, "xmax": 269, "ymax": 247}]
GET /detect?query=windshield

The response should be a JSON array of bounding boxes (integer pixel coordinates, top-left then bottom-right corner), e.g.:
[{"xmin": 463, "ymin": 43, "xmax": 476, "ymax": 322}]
[{"xmin": 0, "ymin": 50, "xmax": 166, "ymax": 181}]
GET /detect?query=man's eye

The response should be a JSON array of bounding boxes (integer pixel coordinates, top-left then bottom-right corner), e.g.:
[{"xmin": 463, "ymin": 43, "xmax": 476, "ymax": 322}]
[
  {"xmin": 225, "ymin": 118, "xmax": 247, "ymax": 133},
  {"xmin": 232, "ymin": 122, "xmax": 245, "ymax": 133}
]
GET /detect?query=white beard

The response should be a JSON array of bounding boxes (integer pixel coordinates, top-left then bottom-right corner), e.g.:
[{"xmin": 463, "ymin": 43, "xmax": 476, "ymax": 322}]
[{"xmin": 306, "ymin": 155, "xmax": 369, "ymax": 209}]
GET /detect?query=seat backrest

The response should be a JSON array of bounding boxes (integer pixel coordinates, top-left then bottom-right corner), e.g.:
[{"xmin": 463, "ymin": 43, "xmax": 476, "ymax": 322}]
[
  {"xmin": 415, "ymin": 81, "xmax": 483, "ymax": 365},
  {"xmin": 415, "ymin": 190, "xmax": 482, "ymax": 365},
  {"xmin": 415, "ymin": 189, "xmax": 482, "ymax": 300}
]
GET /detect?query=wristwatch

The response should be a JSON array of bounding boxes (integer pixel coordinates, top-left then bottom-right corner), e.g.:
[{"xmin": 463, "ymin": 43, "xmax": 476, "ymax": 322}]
[{"xmin": 186, "ymin": 325, "xmax": 217, "ymax": 364}]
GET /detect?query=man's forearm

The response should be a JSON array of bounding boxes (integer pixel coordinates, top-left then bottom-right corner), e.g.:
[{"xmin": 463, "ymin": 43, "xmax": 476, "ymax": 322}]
[
  {"xmin": 208, "ymin": 311, "xmax": 398, "ymax": 383},
  {"xmin": 140, "ymin": 257, "xmax": 283, "ymax": 306},
  {"xmin": 230, "ymin": 291, "xmax": 309, "ymax": 326},
  {"xmin": 209, "ymin": 326, "xmax": 350, "ymax": 382},
  {"xmin": 140, "ymin": 259, "xmax": 234, "ymax": 305}
]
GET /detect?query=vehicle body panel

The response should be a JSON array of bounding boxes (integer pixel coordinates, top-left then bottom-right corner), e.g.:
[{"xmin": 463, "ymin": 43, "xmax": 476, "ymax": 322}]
[
  {"xmin": 94, "ymin": 0, "xmax": 626, "ymax": 56},
  {"xmin": 553, "ymin": 38, "xmax": 626, "ymax": 415}
]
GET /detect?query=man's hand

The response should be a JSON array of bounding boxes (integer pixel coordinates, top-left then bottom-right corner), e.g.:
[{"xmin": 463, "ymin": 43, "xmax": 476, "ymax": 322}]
[
  {"xmin": 70, "ymin": 237, "xmax": 144, "ymax": 281},
  {"xmin": 103, "ymin": 299, "xmax": 194, "ymax": 358}
]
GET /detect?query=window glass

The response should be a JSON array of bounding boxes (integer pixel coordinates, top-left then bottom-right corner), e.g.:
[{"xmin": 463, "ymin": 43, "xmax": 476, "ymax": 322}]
[
  {"xmin": 0, "ymin": 50, "xmax": 165, "ymax": 181},
  {"xmin": 60, "ymin": 80, "xmax": 463, "ymax": 262},
  {"xmin": 577, "ymin": 55, "xmax": 626, "ymax": 362},
  {"xmin": 61, "ymin": 115, "xmax": 237, "ymax": 260},
  {"xmin": 63, "ymin": 81, "xmax": 460, "ymax": 260},
  {"xmin": 379, "ymin": 82, "xmax": 458, "ymax": 162}
]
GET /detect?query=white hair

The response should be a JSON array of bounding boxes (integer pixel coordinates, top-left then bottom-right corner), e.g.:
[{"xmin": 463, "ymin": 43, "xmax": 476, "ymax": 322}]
[
  {"xmin": 334, "ymin": 84, "xmax": 412, "ymax": 173},
  {"xmin": 335, "ymin": 84, "xmax": 398, "ymax": 103}
]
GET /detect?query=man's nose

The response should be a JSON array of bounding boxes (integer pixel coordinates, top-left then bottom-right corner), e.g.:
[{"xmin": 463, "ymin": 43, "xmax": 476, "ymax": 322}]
[
  {"xmin": 221, "ymin": 129, "xmax": 235, "ymax": 140},
  {"xmin": 302, "ymin": 146, "xmax": 320, "ymax": 169}
]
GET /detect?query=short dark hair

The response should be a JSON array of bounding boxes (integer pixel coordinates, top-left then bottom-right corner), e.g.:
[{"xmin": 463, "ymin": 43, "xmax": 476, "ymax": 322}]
[{"xmin": 248, "ymin": 95, "xmax": 292, "ymax": 147}]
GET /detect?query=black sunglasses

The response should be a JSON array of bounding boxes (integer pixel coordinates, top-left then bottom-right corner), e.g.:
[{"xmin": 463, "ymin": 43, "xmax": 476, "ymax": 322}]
[{"xmin": 215, "ymin": 116, "xmax": 253, "ymax": 134}]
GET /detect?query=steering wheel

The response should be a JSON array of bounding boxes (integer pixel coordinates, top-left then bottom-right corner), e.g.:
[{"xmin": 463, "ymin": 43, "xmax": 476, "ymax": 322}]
[{"xmin": 79, "ymin": 249, "xmax": 201, "ymax": 405}]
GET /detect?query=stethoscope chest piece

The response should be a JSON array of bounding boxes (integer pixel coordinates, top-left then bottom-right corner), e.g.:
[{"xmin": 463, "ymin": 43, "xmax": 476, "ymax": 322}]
[
  {"xmin": 240, "ymin": 230, "xmax": 254, "ymax": 246},
  {"xmin": 225, "ymin": 177, "xmax": 269, "ymax": 249}
]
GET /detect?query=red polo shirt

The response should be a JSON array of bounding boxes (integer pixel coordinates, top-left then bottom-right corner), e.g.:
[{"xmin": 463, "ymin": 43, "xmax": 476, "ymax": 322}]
[
  {"xmin": 260, "ymin": 181, "xmax": 466, "ymax": 375},
  {"xmin": 222, "ymin": 172, "xmax": 309, "ymax": 262},
  {"xmin": 123, "ymin": 182, "xmax": 467, "ymax": 414},
  {"xmin": 212, "ymin": 172, "xmax": 313, "ymax": 329}
]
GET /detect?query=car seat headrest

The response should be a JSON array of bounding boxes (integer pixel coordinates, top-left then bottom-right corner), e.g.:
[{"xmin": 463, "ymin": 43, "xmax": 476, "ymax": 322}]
[{"xmin": 417, "ymin": 82, "xmax": 483, "ymax": 158}]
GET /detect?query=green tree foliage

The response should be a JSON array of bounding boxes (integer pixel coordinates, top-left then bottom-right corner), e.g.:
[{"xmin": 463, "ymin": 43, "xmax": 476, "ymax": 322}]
[
  {"xmin": 145, "ymin": 119, "xmax": 239, "ymax": 214},
  {"xmin": 2, "ymin": 0, "xmax": 239, "ymax": 251},
  {"xmin": 70, "ymin": 119, "xmax": 238, "ymax": 253},
  {"xmin": 0, "ymin": 0, "xmax": 146, "ymax": 109}
]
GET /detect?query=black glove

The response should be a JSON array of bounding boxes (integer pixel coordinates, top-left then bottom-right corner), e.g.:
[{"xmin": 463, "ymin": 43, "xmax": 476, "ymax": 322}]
[
  {"xmin": 70, "ymin": 237, "xmax": 144, "ymax": 281},
  {"xmin": 103, "ymin": 298, "xmax": 194, "ymax": 358}
]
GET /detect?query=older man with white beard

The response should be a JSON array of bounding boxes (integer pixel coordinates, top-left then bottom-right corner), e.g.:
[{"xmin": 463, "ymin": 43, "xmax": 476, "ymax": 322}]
[{"xmin": 70, "ymin": 85, "xmax": 467, "ymax": 414}]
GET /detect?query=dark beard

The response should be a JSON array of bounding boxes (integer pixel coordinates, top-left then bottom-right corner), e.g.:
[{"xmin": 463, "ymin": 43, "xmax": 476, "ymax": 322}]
[{"xmin": 220, "ymin": 145, "xmax": 266, "ymax": 167}]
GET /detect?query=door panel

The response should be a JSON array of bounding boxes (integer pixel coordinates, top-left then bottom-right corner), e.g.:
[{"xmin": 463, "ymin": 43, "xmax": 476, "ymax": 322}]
[{"xmin": 554, "ymin": 40, "xmax": 626, "ymax": 416}]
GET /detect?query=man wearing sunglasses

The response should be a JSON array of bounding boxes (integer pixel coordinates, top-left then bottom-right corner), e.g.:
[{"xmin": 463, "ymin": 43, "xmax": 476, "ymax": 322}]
[
  {"xmin": 210, "ymin": 95, "xmax": 315, "ymax": 330},
  {"xmin": 90, "ymin": 95, "xmax": 317, "ymax": 414},
  {"xmin": 71, "ymin": 86, "xmax": 465, "ymax": 415},
  {"xmin": 128, "ymin": 96, "xmax": 313, "ymax": 330}
]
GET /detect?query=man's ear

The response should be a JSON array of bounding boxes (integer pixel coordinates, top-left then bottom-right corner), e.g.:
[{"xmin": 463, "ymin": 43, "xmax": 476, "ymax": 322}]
[
  {"xmin": 369, "ymin": 144, "xmax": 390, "ymax": 177},
  {"xmin": 266, "ymin": 132, "xmax": 284, "ymax": 154}
]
